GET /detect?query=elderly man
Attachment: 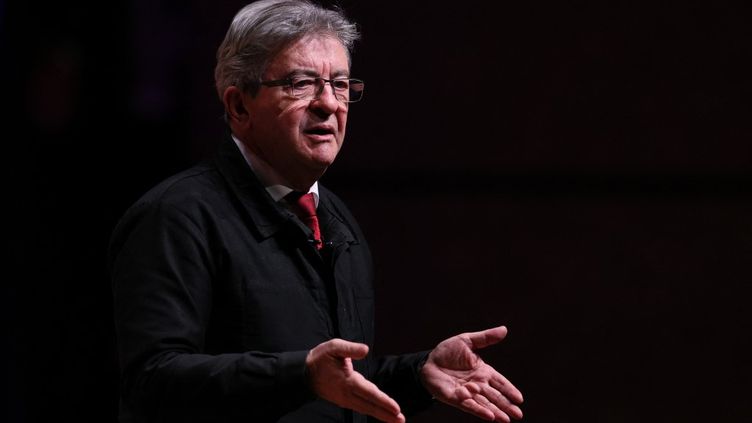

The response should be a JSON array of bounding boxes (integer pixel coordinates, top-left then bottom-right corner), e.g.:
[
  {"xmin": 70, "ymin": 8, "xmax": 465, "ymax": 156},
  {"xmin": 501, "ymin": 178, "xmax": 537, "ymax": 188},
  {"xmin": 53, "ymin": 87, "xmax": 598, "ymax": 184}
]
[{"xmin": 109, "ymin": 1, "xmax": 523, "ymax": 422}]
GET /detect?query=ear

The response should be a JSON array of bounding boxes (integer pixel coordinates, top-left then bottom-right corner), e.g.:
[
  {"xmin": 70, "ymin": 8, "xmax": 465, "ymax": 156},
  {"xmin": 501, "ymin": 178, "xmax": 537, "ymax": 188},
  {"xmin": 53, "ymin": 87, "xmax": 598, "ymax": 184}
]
[{"xmin": 222, "ymin": 86, "xmax": 251, "ymax": 127}]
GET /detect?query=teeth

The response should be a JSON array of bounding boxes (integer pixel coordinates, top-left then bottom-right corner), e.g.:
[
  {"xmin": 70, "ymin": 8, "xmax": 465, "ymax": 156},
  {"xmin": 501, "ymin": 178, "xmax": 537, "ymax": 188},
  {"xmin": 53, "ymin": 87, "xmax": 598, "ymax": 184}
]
[{"xmin": 308, "ymin": 128, "xmax": 331, "ymax": 135}]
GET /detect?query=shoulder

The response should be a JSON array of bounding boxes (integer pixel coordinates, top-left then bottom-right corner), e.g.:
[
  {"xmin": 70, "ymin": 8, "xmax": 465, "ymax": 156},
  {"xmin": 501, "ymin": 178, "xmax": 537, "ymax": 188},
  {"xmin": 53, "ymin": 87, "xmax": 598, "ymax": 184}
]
[
  {"xmin": 127, "ymin": 135, "xmax": 250, "ymax": 213},
  {"xmin": 120, "ymin": 160, "xmax": 232, "ymax": 222},
  {"xmin": 143, "ymin": 162, "xmax": 222, "ymax": 206},
  {"xmin": 108, "ymin": 162, "xmax": 228, "ymax": 253}
]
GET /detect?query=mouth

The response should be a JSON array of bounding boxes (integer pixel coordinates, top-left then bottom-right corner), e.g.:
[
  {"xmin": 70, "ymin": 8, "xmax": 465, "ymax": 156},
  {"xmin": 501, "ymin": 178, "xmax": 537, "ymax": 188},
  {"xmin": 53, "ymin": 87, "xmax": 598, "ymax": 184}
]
[{"xmin": 304, "ymin": 125, "xmax": 336, "ymax": 140}]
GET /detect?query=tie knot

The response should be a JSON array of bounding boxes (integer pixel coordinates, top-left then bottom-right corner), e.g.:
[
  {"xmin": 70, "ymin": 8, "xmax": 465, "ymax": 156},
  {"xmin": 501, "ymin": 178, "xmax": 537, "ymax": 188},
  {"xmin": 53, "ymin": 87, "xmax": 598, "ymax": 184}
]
[{"xmin": 286, "ymin": 191, "xmax": 317, "ymax": 219}]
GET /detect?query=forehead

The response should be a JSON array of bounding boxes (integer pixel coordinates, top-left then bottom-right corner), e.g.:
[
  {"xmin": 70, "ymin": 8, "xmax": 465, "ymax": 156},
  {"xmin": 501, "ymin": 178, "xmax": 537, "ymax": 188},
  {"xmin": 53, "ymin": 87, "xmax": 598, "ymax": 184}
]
[{"xmin": 265, "ymin": 35, "xmax": 350, "ymax": 76}]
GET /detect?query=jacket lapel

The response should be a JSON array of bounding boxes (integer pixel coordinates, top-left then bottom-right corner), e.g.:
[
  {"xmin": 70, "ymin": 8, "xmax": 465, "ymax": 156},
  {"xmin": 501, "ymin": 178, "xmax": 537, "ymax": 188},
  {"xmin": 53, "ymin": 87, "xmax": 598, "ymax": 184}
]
[{"xmin": 213, "ymin": 136, "xmax": 294, "ymax": 241}]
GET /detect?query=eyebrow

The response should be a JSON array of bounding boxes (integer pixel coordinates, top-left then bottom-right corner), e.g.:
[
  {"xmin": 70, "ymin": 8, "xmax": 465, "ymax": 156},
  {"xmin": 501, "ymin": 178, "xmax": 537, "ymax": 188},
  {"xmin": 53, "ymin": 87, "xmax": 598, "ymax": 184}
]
[{"xmin": 286, "ymin": 69, "xmax": 351, "ymax": 79}]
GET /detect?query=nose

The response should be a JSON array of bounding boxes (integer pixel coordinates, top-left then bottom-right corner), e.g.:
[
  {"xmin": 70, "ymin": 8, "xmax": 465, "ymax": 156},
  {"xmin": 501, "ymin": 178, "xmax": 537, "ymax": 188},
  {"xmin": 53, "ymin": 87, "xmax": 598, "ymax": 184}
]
[{"xmin": 310, "ymin": 80, "xmax": 343, "ymax": 115}]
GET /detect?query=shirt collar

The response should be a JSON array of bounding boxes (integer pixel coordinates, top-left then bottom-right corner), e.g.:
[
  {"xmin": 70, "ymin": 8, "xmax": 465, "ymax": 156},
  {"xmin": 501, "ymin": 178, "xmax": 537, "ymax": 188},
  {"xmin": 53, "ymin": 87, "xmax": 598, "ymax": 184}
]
[{"xmin": 232, "ymin": 134, "xmax": 319, "ymax": 207}]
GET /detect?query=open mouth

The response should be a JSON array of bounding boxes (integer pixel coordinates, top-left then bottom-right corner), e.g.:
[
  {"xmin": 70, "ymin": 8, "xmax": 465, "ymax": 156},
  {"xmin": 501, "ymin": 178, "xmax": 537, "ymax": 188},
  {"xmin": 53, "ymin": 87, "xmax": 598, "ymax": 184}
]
[{"xmin": 305, "ymin": 126, "xmax": 335, "ymax": 137}]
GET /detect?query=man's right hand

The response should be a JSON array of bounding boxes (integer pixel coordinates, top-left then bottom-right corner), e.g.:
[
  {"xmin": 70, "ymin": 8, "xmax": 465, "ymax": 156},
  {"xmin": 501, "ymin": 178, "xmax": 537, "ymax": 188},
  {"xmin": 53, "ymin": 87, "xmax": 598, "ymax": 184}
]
[{"xmin": 306, "ymin": 339, "xmax": 405, "ymax": 423}]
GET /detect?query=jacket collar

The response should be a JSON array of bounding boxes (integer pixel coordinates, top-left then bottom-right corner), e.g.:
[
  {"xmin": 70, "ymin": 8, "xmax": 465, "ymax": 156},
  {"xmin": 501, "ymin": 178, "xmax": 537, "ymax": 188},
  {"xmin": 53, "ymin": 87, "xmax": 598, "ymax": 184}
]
[
  {"xmin": 318, "ymin": 186, "xmax": 358, "ymax": 247},
  {"xmin": 213, "ymin": 134, "xmax": 358, "ymax": 246},
  {"xmin": 214, "ymin": 135, "xmax": 290, "ymax": 239}
]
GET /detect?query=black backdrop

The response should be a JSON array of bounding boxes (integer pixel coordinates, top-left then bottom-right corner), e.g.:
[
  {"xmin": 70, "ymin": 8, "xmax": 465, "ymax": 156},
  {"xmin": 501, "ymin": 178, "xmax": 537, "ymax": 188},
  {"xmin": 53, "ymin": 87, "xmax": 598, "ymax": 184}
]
[{"xmin": 4, "ymin": 1, "xmax": 752, "ymax": 422}]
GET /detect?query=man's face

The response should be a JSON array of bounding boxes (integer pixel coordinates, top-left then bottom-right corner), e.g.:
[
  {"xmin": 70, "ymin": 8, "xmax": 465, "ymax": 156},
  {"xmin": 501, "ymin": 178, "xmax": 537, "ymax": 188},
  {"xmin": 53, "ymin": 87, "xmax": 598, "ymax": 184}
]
[{"xmin": 243, "ymin": 35, "xmax": 350, "ymax": 188}]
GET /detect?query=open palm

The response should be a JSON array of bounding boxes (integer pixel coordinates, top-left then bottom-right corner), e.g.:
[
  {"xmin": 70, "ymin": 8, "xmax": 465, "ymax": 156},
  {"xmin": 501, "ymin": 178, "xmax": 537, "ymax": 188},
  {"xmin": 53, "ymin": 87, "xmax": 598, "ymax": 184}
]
[{"xmin": 420, "ymin": 326, "xmax": 524, "ymax": 422}]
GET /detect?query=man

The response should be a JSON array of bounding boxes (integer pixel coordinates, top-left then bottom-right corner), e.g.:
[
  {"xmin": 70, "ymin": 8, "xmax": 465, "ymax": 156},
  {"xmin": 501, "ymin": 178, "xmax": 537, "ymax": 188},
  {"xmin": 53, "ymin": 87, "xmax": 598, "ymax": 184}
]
[{"xmin": 108, "ymin": 1, "xmax": 524, "ymax": 422}]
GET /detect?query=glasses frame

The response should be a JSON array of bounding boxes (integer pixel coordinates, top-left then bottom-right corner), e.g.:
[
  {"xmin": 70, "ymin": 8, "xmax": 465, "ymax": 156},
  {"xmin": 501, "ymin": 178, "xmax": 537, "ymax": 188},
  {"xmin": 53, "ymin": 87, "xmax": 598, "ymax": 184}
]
[{"xmin": 259, "ymin": 76, "xmax": 365, "ymax": 103}]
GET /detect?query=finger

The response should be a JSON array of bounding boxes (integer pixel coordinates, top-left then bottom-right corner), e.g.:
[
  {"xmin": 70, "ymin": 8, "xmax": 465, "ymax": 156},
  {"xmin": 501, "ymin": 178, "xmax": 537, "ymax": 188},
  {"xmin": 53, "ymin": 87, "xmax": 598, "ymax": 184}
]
[
  {"xmin": 464, "ymin": 326, "xmax": 508, "ymax": 350},
  {"xmin": 480, "ymin": 384, "xmax": 523, "ymax": 420},
  {"xmin": 490, "ymin": 373, "xmax": 524, "ymax": 404},
  {"xmin": 448, "ymin": 384, "xmax": 495, "ymax": 421},
  {"xmin": 348, "ymin": 393, "xmax": 404, "ymax": 423},
  {"xmin": 349, "ymin": 372, "xmax": 402, "ymax": 416},
  {"xmin": 473, "ymin": 392, "xmax": 511, "ymax": 423},
  {"xmin": 350, "ymin": 375, "xmax": 404, "ymax": 422},
  {"xmin": 328, "ymin": 339, "xmax": 370, "ymax": 360},
  {"xmin": 459, "ymin": 397, "xmax": 496, "ymax": 421}
]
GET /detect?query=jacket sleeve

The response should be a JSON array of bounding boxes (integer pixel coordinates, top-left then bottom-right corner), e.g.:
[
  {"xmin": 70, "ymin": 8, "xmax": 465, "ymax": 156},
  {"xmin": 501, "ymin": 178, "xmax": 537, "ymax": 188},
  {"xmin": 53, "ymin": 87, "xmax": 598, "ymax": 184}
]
[
  {"xmin": 369, "ymin": 351, "xmax": 435, "ymax": 417},
  {"xmin": 109, "ymin": 198, "xmax": 314, "ymax": 420}
]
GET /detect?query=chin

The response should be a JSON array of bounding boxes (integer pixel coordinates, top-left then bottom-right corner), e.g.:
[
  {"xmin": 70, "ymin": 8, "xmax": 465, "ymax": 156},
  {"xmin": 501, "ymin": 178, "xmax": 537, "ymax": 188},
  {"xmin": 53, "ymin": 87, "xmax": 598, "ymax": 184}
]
[
  {"xmin": 309, "ymin": 146, "xmax": 340, "ymax": 166},
  {"xmin": 311, "ymin": 156, "xmax": 337, "ymax": 169}
]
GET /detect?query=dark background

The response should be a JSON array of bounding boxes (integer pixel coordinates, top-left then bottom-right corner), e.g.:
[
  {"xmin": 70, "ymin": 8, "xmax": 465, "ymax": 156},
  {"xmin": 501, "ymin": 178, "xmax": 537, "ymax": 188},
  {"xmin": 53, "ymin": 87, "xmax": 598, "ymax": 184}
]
[{"xmin": 4, "ymin": 0, "xmax": 751, "ymax": 422}]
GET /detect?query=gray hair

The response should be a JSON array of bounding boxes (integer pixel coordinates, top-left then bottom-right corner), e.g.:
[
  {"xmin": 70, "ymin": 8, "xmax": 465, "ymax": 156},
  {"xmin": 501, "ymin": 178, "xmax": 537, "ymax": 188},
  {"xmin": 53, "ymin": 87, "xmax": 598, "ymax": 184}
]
[{"xmin": 214, "ymin": 0, "xmax": 360, "ymax": 99}]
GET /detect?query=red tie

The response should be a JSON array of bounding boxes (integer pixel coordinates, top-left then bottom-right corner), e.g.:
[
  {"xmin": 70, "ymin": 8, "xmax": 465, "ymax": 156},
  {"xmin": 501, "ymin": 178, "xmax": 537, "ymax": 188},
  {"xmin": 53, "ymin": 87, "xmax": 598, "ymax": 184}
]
[{"xmin": 288, "ymin": 192, "xmax": 323, "ymax": 249}]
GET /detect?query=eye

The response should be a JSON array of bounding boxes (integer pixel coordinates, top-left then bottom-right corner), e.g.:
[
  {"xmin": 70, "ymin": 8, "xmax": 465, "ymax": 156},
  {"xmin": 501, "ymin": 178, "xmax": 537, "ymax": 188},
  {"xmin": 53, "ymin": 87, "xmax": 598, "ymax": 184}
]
[
  {"xmin": 332, "ymin": 79, "xmax": 350, "ymax": 90},
  {"xmin": 349, "ymin": 80, "xmax": 364, "ymax": 92},
  {"xmin": 290, "ymin": 78, "xmax": 316, "ymax": 90}
]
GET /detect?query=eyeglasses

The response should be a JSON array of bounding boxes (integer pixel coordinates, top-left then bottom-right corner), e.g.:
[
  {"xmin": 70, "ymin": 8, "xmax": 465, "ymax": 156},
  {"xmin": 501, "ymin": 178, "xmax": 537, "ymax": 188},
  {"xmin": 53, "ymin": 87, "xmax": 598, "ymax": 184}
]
[{"xmin": 259, "ymin": 76, "xmax": 365, "ymax": 103}]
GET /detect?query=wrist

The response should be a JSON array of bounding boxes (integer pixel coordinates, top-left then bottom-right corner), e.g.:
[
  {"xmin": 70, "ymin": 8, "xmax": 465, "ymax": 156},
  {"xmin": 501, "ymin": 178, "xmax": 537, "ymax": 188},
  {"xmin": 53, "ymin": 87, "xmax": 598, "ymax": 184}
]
[{"xmin": 416, "ymin": 352, "xmax": 435, "ymax": 400}]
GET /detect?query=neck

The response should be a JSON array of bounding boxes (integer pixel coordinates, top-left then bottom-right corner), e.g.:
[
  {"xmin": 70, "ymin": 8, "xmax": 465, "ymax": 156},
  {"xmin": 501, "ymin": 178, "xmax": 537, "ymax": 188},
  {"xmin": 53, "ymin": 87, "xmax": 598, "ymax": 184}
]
[{"xmin": 231, "ymin": 133, "xmax": 322, "ymax": 197}]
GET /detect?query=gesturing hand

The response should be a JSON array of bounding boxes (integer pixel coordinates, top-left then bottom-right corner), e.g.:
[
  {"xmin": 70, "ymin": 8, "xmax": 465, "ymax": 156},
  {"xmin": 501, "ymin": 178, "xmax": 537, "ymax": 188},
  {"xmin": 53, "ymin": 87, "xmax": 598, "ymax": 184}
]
[
  {"xmin": 420, "ymin": 326, "xmax": 524, "ymax": 422},
  {"xmin": 306, "ymin": 339, "xmax": 405, "ymax": 423}
]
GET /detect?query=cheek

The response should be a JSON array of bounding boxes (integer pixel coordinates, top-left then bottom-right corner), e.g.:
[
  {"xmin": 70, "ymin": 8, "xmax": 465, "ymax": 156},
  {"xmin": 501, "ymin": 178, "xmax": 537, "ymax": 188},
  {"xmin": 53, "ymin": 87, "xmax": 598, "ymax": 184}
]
[
  {"xmin": 337, "ymin": 111, "xmax": 348, "ymax": 138},
  {"xmin": 274, "ymin": 108, "xmax": 306, "ymax": 139}
]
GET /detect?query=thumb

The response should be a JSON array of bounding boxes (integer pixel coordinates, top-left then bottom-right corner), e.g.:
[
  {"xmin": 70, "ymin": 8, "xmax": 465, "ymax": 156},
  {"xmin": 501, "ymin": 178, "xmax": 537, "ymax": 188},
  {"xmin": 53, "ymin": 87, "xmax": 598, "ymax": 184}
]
[
  {"xmin": 328, "ymin": 339, "xmax": 370, "ymax": 360},
  {"xmin": 465, "ymin": 325, "xmax": 508, "ymax": 350}
]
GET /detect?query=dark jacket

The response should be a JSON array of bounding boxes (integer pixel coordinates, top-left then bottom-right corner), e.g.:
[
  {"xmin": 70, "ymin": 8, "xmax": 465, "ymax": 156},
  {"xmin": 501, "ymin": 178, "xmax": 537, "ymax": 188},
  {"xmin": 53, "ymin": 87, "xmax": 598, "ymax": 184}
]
[{"xmin": 108, "ymin": 137, "xmax": 432, "ymax": 422}]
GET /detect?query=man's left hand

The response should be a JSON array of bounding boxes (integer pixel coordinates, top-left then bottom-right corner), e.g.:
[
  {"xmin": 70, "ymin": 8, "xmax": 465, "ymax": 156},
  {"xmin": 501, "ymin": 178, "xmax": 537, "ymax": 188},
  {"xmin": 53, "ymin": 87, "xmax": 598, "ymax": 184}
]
[{"xmin": 419, "ymin": 325, "xmax": 524, "ymax": 422}]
